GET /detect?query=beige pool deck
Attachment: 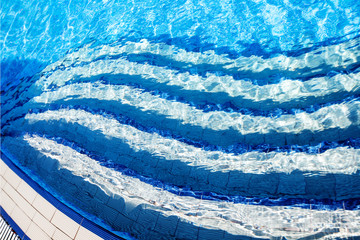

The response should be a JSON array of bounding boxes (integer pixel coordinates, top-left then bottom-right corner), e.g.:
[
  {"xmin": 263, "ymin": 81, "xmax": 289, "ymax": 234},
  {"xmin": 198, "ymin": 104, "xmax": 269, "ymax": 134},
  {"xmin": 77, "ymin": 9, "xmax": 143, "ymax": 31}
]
[{"xmin": 0, "ymin": 155, "xmax": 123, "ymax": 240}]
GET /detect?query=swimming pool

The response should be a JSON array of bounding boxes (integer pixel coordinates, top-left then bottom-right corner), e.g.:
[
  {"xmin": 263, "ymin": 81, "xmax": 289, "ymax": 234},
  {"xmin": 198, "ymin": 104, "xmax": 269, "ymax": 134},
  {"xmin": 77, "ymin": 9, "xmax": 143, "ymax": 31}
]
[{"xmin": 1, "ymin": 0, "xmax": 360, "ymax": 239}]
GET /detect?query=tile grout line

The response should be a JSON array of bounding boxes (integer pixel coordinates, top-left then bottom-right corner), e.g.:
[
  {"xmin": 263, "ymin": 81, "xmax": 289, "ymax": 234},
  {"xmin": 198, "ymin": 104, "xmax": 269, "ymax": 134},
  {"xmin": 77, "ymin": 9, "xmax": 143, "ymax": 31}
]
[
  {"xmin": 1, "ymin": 153, "xmax": 124, "ymax": 240},
  {"xmin": 74, "ymin": 217, "xmax": 84, "ymax": 240}
]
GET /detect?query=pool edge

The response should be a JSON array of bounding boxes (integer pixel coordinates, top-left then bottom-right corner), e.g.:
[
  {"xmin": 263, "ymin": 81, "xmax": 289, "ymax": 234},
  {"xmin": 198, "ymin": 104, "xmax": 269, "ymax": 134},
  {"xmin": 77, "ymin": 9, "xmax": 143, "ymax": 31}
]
[{"xmin": 0, "ymin": 150, "xmax": 126, "ymax": 240}]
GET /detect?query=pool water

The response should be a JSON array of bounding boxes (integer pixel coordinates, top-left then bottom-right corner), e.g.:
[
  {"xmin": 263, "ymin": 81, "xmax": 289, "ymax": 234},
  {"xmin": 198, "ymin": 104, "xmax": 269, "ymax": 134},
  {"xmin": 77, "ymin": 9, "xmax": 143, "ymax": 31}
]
[{"xmin": 1, "ymin": 0, "xmax": 360, "ymax": 239}]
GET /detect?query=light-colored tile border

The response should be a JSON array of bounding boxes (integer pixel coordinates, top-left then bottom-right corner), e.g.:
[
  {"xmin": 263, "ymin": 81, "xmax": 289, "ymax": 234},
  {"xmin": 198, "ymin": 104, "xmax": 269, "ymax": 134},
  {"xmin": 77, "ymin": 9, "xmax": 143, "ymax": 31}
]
[{"xmin": 0, "ymin": 154, "xmax": 123, "ymax": 240}]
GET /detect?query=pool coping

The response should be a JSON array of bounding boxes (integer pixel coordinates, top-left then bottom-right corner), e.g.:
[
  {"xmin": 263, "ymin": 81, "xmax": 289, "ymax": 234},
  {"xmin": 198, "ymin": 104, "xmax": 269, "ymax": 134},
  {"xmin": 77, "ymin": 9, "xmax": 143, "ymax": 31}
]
[{"xmin": 0, "ymin": 150, "xmax": 125, "ymax": 240}]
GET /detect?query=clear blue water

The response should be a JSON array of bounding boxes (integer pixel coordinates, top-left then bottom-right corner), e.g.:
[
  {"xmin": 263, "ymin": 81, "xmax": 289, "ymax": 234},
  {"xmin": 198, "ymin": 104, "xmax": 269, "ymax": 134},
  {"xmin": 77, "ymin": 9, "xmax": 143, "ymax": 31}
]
[
  {"xmin": 1, "ymin": 0, "xmax": 360, "ymax": 239},
  {"xmin": 2, "ymin": 0, "xmax": 360, "ymax": 84}
]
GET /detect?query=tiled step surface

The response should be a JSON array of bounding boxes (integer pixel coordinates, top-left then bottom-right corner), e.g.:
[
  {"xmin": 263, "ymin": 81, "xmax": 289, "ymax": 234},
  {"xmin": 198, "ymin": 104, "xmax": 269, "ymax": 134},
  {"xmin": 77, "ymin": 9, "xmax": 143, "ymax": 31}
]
[{"xmin": 0, "ymin": 157, "xmax": 112, "ymax": 240}]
